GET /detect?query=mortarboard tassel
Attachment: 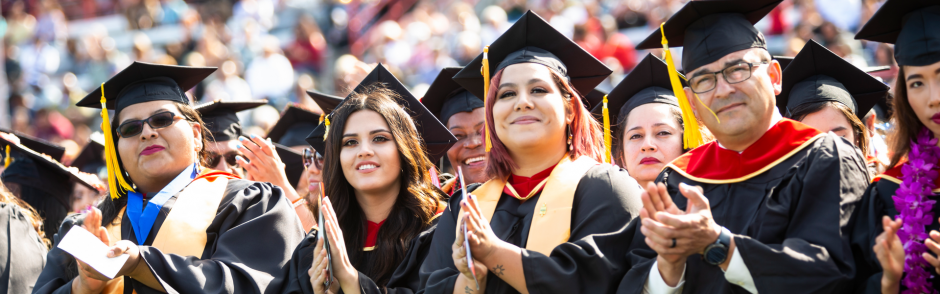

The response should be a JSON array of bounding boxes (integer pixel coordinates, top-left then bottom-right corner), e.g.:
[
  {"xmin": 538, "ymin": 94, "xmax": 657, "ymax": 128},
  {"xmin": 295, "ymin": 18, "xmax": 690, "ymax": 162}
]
[
  {"xmin": 319, "ymin": 113, "xmax": 324, "ymax": 123},
  {"xmin": 4, "ymin": 145, "xmax": 10, "ymax": 168},
  {"xmin": 323, "ymin": 114, "xmax": 330, "ymax": 141},
  {"xmin": 482, "ymin": 46, "xmax": 492, "ymax": 152},
  {"xmin": 661, "ymin": 23, "xmax": 710, "ymax": 149},
  {"xmin": 99, "ymin": 83, "xmax": 136, "ymax": 200},
  {"xmin": 602, "ymin": 95, "xmax": 612, "ymax": 164}
]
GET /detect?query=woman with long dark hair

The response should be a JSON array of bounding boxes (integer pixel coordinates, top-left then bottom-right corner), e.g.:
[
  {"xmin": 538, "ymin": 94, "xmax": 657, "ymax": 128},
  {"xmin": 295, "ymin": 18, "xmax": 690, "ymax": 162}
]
[
  {"xmin": 420, "ymin": 11, "xmax": 643, "ymax": 294},
  {"xmin": 32, "ymin": 62, "xmax": 304, "ymax": 294},
  {"xmin": 279, "ymin": 64, "xmax": 457, "ymax": 294},
  {"xmin": 850, "ymin": 1, "xmax": 940, "ymax": 293}
]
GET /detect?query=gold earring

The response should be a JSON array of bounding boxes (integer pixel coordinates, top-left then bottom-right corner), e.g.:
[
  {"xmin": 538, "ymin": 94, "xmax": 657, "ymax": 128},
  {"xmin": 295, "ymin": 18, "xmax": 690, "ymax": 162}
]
[{"xmin": 567, "ymin": 125, "xmax": 572, "ymax": 151}]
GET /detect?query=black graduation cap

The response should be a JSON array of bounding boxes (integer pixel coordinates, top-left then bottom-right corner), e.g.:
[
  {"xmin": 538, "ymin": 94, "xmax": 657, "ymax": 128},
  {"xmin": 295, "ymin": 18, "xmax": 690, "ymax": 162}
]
[
  {"xmin": 584, "ymin": 89, "xmax": 608, "ymax": 110},
  {"xmin": 273, "ymin": 143, "xmax": 305, "ymax": 188},
  {"xmin": 855, "ymin": 0, "xmax": 940, "ymax": 66},
  {"xmin": 775, "ymin": 56, "xmax": 793, "ymax": 71},
  {"xmin": 0, "ymin": 128, "xmax": 65, "ymax": 161},
  {"xmin": 0, "ymin": 134, "xmax": 100, "ymax": 191},
  {"xmin": 591, "ymin": 54, "xmax": 680, "ymax": 131},
  {"xmin": 72, "ymin": 136, "xmax": 105, "ymax": 175},
  {"xmin": 305, "ymin": 64, "xmax": 458, "ymax": 162},
  {"xmin": 76, "ymin": 61, "xmax": 216, "ymax": 111},
  {"xmin": 453, "ymin": 10, "xmax": 612, "ymax": 101},
  {"xmin": 422, "ymin": 67, "xmax": 484, "ymax": 126},
  {"xmin": 777, "ymin": 40, "xmax": 890, "ymax": 117},
  {"xmin": 307, "ymin": 90, "xmax": 344, "ymax": 115},
  {"xmin": 267, "ymin": 105, "xmax": 322, "ymax": 148},
  {"xmin": 636, "ymin": 0, "xmax": 782, "ymax": 72},
  {"xmin": 194, "ymin": 99, "xmax": 268, "ymax": 141}
]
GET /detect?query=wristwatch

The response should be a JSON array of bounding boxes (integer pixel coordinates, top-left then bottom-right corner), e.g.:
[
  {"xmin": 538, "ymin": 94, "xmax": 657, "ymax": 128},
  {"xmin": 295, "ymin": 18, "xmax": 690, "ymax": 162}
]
[{"xmin": 703, "ymin": 226, "xmax": 732, "ymax": 266}]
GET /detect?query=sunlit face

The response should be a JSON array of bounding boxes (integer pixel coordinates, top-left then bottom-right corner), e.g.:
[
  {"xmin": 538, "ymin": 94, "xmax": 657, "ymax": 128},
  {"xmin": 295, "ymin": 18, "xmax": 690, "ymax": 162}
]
[
  {"xmin": 304, "ymin": 160, "xmax": 322, "ymax": 201},
  {"xmin": 684, "ymin": 48, "xmax": 781, "ymax": 139},
  {"xmin": 207, "ymin": 140, "xmax": 244, "ymax": 178},
  {"xmin": 340, "ymin": 110, "xmax": 402, "ymax": 195},
  {"xmin": 621, "ymin": 104, "xmax": 684, "ymax": 185},
  {"xmin": 70, "ymin": 183, "xmax": 99, "ymax": 213},
  {"xmin": 492, "ymin": 63, "xmax": 573, "ymax": 154},
  {"xmin": 799, "ymin": 105, "xmax": 855, "ymax": 145},
  {"xmin": 117, "ymin": 100, "xmax": 200, "ymax": 187},
  {"xmin": 903, "ymin": 61, "xmax": 940, "ymax": 137},
  {"xmin": 445, "ymin": 108, "xmax": 487, "ymax": 184}
]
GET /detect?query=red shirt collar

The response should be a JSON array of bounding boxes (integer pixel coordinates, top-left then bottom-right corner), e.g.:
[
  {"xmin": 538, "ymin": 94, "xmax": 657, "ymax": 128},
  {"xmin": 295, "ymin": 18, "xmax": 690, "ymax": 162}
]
[
  {"xmin": 504, "ymin": 164, "xmax": 557, "ymax": 200},
  {"xmin": 364, "ymin": 219, "xmax": 385, "ymax": 249}
]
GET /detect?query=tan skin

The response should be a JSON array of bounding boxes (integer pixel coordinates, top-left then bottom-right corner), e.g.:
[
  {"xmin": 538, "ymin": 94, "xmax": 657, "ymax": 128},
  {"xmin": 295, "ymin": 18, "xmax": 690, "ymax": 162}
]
[
  {"xmin": 798, "ymin": 105, "xmax": 856, "ymax": 145},
  {"xmin": 236, "ymin": 135, "xmax": 316, "ymax": 231},
  {"xmin": 621, "ymin": 104, "xmax": 684, "ymax": 188},
  {"xmin": 308, "ymin": 110, "xmax": 403, "ymax": 294},
  {"xmin": 446, "ymin": 108, "xmax": 488, "ymax": 184},
  {"xmin": 453, "ymin": 63, "xmax": 575, "ymax": 294},
  {"xmin": 72, "ymin": 100, "xmax": 202, "ymax": 293},
  {"xmin": 877, "ymin": 60, "xmax": 940, "ymax": 294},
  {"xmin": 644, "ymin": 48, "xmax": 783, "ymax": 286}
]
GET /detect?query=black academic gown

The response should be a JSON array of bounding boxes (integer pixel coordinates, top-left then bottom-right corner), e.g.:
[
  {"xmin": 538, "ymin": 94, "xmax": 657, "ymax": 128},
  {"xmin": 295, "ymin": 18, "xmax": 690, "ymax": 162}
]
[
  {"xmin": 280, "ymin": 218, "xmax": 439, "ymax": 294},
  {"xmin": 850, "ymin": 171, "xmax": 940, "ymax": 293},
  {"xmin": 31, "ymin": 179, "xmax": 305, "ymax": 294},
  {"xmin": 617, "ymin": 121, "xmax": 869, "ymax": 294},
  {"xmin": 0, "ymin": 203, "xmax": 47, "ymax": 294},
  {"xmin": 420, "ymin": 165, "xmax": 643, "ymax": 294}
]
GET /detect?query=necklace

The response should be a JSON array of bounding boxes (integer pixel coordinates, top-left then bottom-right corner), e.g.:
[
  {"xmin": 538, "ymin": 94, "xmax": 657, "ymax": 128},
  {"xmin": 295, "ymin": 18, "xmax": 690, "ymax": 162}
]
[{"xmin": 893, "ymin": 127, "xmax": 940, "ymax": 293}]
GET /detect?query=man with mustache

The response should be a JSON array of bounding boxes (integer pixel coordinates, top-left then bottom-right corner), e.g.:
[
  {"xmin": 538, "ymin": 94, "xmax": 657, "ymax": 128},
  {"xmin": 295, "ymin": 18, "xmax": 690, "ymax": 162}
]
[
  {"xmin": 421, "ymin": 67, "xmax": 488, "ymax": 194},
  {"xmin": 617, "ymin": 0, "xmax": 870, "ymax": 293}
]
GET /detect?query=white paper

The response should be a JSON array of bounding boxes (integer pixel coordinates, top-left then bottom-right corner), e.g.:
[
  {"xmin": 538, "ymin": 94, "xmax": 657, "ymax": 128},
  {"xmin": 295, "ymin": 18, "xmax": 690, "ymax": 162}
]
[{"xmin": 57, "ymin": 226, "xmax": 129, "ymax": 279}]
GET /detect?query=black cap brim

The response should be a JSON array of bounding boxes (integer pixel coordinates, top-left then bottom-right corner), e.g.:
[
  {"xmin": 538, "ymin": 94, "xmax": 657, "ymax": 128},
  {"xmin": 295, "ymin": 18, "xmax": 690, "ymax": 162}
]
[
  {"xmin": 72, "ymin": 137, "xmax": 105, "ymax": 173},
  {"xmin": 0, "ymin": 135, "xmax": 99, "ymax": 190},
  {"xmin": 268, "ymin": 105, "xmax": 322, "ymax": 147},
  {"xmin": 274, "ymin": 143, "xmax": 305, "ymax": 188},
  {"xmin": 307, "ymin": 91, "xmax": 344, "ymax": 114},
  {"xmin": 777, "ymin": 40, "xmax": 890, "ymax": 117},
  {"xmin": 453, "ymin": 11, "xmax": 611, "ymax": 100},
  {"xmin": 856, "ymin": 1, "xmax": 940, "ymax": 66},
  {"xmin": 591, "ymin": 54, "xmax": 680, "ymax": 127},
  {"xmin": 775, "ymin": 56, "xmax": 794, "ymax": 71},
  {"xmin": 194, "ymin": 99, "xmax": 268, "ymax": 142},
  {"xmin": 422, "ymin": 67, "xmax": 485, "ymax": 125},
  {"xmin": 0, "ymin": 128, "xmax": 65, "ymax": 161}
]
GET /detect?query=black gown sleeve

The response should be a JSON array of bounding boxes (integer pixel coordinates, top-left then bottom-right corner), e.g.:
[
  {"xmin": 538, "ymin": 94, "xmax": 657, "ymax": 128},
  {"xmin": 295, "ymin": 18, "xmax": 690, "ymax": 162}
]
[
  {"xmin": 137, "ymin": 179, "xmax": 305, "ymax": 294},
  {"xmin": 1, "ymin": 203, "xmax": 47, "ymax": 294},
  {"xmin": 31, "ymin": 214, "xmax": 84, "ymax": 294},
  {"xmin": 420, "ymin": 166, "xmax": 643, "ymax": 294},
  {"xmin": 849, "ymin": 181, "xmax": 891, "ymax": 294},
  {"xmin": 279, "ymin": 230, "xmax": 318, "ymax": 294}
]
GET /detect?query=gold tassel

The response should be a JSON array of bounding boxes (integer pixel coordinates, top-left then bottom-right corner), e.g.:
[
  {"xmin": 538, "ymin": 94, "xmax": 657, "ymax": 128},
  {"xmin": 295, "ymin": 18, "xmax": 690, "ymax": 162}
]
[
  {"xmin": 602, "ymin": 95, "xmax": 612, "ymax": 164},
  {"xmin": 323, "ymin": 115, "xmax": 330, "ymax": 141},
  {"xmin": 4, "ymin": 145, "xmax": 10, "ymax": 168},
  {"xmin": 482, "ymin": 46, "xmax": 492, "ymax": 152},
  {"xmin": 99, "ymin": 83, "xmax": 135, "ymax": 200},
  {"xmin": 660, "ymin": 23, "xmax": 707, "ymax": 150},
  {"xmin": 319, "ymin": 113, "xmax": 324, "ymax": 123}
]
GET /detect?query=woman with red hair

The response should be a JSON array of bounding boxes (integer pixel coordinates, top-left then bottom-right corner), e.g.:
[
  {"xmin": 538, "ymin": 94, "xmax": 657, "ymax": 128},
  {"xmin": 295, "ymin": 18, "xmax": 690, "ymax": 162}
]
[{"xmin": 419, "ymin": 11, "xmax": 643, "ymax": 294}]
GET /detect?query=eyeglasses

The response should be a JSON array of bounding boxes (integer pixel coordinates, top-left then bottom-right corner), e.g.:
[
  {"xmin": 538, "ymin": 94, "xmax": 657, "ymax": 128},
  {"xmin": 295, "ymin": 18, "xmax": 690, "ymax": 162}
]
[
  {"xmin": 117, "ymin": 112, "xmax": 182, "ymax": 138},
  {"xmin": 206, "ymin": 151, "xmax": 240, "ymax": 168},
  {"xmin": 688, "ymin": 61, "xmax": 769, "ymax": 94},
  {"xmin": 303, "ymin": 148, "xmax": 324, "ymax": 169}
]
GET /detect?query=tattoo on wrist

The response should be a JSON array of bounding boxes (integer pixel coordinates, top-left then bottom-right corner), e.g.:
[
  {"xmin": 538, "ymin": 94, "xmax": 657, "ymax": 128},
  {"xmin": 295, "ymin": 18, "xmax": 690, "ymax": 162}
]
[
  {"xmin": 465, "ymin": 286, "xmax": 473, "ymax": 294},
  {"xmin": 492, "ymin": 264, "xmax": 505, "ymax": 277}
]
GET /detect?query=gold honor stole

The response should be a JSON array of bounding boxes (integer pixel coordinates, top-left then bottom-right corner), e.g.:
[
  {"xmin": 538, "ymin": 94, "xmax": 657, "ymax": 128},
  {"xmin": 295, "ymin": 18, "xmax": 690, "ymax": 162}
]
[
  {"xmin": 464, "ymin": 155, "xmax": 598, "ymax": 256},
  {"xmin": 100, "ymin": 173, "xmax": 232, "ymax": 293}
]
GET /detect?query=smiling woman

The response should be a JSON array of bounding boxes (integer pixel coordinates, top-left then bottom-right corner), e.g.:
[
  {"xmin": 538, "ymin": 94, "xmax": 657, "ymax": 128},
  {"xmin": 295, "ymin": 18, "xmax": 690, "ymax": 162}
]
[{"xmin": 32, "ymin": 62, "xmax": 304, "ymax": 294}]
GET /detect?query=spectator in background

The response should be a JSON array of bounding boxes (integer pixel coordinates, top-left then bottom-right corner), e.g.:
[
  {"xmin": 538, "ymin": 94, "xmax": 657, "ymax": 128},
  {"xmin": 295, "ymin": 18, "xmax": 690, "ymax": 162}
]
[
  {"xmin": 206, "ymin": 59, "xmax": 253, "ymax": 102},
  {"xmin": 285, "ymin": 15, "xmax": 326, "ymax": 75},
  {"xmin": 33, "ymin": 0, "xmax": 68, "ymax": 44},
  {"xmin": 480, "ymin": 5, "xmax": 509, "ymax": 47},
  {"xmin": 245, "ymin": 35, "xmax": 294, "ymax": 102},
  {"xmin": 4, "ymin": 1, "xmax": 37, "ymax": 46}
]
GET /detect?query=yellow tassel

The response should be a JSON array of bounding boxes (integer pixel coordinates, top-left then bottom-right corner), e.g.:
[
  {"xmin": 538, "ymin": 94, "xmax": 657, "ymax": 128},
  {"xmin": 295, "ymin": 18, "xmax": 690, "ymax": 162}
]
[
  {"xmin": 602, "ymin": 95, "xmax": 611, "ymax": 164},
  {"xmin": 99, "ymin": 83, "xmax": 135, "ymax": 200},
  {"xmin": 482, "ymin": 46, "xmax": 492, "ymax": 152},
  {"xmin": 319, "ymin": 113, "xmax": 324, "ymax": 123},
  {"xmin": 323, "ymin": 115, "xmax": 330, "ymax": 141},
  {"xmin": 4, "ymin": 145, "xmax": 10, "ymax": 168},
  {"xmin": 661, "ymin": 23, "xmax": 706, "ymax": 150}
]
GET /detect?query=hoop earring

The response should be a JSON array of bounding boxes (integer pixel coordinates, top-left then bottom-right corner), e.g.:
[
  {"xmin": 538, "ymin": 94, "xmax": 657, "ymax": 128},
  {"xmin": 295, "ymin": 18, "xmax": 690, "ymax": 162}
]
[{"xmin": 567, "ymin": 124, "xmax": 572, "ymax": 151}]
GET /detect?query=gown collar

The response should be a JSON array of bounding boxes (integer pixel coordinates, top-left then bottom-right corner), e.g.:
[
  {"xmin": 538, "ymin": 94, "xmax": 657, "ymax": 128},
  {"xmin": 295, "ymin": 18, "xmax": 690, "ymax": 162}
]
[
  {"xmin": 504, "ymin": 164, "xmax": 557, "ymax": 200},
  {"xmin": 363, "ymin": 219, "xmax": 385, "ymax": 251}
]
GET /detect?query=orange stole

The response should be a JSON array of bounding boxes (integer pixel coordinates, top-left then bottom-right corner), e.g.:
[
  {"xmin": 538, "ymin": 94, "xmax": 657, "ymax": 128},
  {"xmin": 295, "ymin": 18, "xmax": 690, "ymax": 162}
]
[
  {"xmin": 464, "ymin": 155, "xmax": 598, "ymax": 256},
  {"xmin": 100, "ymin": 173, "xmax": 232, "ymax": 293}
]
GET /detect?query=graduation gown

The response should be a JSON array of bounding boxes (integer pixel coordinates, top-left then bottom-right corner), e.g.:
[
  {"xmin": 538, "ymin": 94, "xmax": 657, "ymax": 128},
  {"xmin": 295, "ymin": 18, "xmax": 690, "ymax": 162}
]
[
  {"xmin": 0, "ymin": 203, "xmax": 47, "ymax": 294},
  {"xmin": 279, "ymin": 218, "xmax": 439, "ymax": 294},
  {"xmin": 617, "ymin": 119, "xmax": 869, "ymax": 294},
  {"xmin": 31, "ymin": 178, "xmax": 305, "ymax": 294},
  {"xmin": 850, "ymin": 166, "xmax": 940, "ymax": 293},
  {"xmin": 420, "ymin": 164, "xmax": 644, "ymax": 294}
]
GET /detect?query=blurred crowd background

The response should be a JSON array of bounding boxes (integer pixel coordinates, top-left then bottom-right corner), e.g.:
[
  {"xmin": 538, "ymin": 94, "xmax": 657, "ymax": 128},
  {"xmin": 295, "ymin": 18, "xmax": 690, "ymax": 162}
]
[{"xmin": 0, "ymin": 0, "xmax": 897, "ymax": 173}]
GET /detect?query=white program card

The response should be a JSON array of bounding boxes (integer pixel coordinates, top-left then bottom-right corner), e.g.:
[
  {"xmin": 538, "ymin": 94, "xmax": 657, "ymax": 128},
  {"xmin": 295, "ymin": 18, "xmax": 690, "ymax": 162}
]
[{"xmin": 57, "ymin": 226, "xmax": 129, "ymax": 279}]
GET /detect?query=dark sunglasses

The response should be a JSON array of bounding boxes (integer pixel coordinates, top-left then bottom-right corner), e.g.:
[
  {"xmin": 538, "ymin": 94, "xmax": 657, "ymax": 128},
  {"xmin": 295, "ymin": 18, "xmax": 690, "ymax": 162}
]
[
  {"xmin": 117, "ymin": 112, "xmax": 182, "ymax": 138},
  {"xmin": 207, "ymin": 151, "xmax": 241, "ymax": 168},
  {"xmin": 303, "ymin": 148, "xmax": 324, "ymax": 169}
]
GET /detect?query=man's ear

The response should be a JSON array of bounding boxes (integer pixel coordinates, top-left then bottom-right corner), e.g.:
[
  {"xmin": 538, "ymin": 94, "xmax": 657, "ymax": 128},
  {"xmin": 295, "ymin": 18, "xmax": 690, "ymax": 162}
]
[
  {"xmin": 684, "ymin": 87, "xmax": 699, "ymax": 117},
  {"xmin": 769, "ymin": 60, "xmax": 783, "ymax": 95}
]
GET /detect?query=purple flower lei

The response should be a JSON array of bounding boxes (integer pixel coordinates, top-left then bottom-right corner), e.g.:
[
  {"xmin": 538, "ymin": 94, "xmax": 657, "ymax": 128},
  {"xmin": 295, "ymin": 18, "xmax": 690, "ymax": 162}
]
[{"xmin": 893, "ymin": 127, "xmax": 940, "ymax": 293}]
